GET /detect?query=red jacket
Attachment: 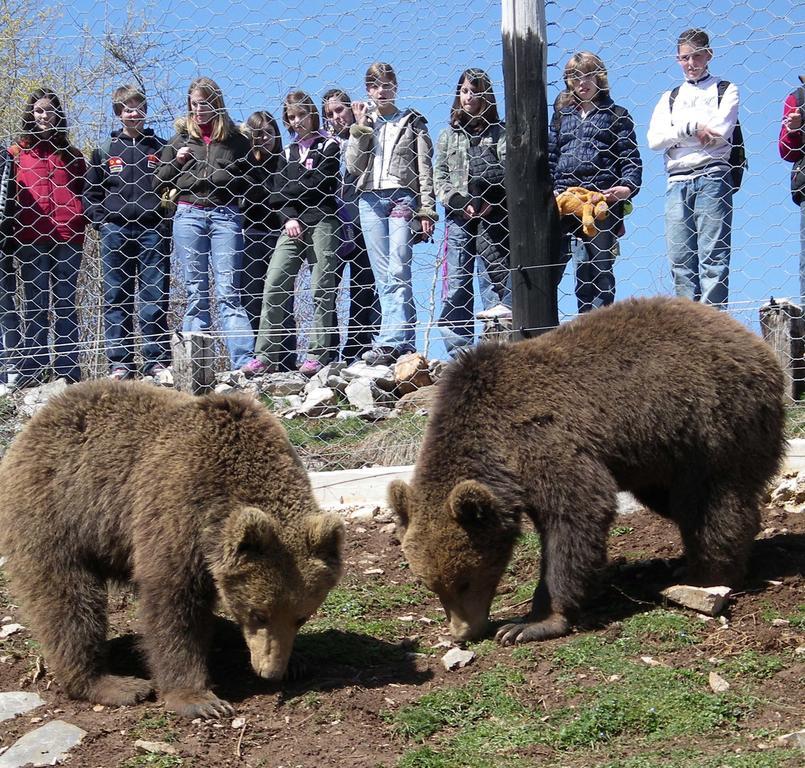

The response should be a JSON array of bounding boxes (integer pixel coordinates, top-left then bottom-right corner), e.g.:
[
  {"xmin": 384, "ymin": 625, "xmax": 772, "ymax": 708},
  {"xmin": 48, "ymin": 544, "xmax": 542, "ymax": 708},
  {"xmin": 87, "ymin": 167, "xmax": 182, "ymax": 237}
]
[
  {"xmin": 11, "ymin": 139, "xmax": 86, "ymax": 244},
  {"xmin": 779, "ymin": 91, "xmax": 804, "ymax": 163}
]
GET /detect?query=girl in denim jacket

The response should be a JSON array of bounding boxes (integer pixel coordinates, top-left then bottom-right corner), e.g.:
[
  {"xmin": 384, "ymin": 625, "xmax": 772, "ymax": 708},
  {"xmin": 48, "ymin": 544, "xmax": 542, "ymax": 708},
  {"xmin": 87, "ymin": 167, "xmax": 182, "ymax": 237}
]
[
  {"xmin": 549, "ymin": 52, "xmax": 642, "ymax": 313},
  {"xmin": 434, "ymin": 68, "xmax": 510, "ymax": 357}
]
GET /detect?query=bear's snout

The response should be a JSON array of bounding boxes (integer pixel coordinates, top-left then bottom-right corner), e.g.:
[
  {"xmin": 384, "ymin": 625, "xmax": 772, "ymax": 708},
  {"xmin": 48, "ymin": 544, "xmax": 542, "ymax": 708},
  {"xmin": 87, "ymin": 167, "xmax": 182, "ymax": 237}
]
[{"xmin": 243, "ymin": 625, "xmax": 295, "ymax": 681}]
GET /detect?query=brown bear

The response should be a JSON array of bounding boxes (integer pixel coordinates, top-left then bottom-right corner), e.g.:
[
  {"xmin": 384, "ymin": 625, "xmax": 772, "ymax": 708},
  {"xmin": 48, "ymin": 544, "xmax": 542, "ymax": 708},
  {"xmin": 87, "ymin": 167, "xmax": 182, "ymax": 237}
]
[
  {"xmin": 389, "ymin": 297, "xmax": 785, "ymax": 646},
  {"xmin": 0, "ymin": 380, "xmax": 344, "ymax": 717}
]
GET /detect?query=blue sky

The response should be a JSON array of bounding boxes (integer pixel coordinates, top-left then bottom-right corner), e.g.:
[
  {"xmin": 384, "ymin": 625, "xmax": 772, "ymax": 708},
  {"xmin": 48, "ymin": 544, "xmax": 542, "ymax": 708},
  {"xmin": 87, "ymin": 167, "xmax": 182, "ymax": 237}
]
[{"xmin": 62, "ymin": 0, "xmax": 805, "ymax": 355}]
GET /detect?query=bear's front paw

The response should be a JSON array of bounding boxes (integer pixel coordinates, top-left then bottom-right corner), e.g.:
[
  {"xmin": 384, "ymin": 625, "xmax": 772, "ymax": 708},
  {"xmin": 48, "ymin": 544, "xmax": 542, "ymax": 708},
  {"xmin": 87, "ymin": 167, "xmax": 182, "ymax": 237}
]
[
  {"xmin": 87, "ymin": 675, "xmax": 153, "ymax": 706},
  {"xmin": 495, "ymin": 613, "xmax": 569, "ymax": 645},
  {"xmin": 163, "ymin": 688, "xmax": 235, "ymax": 718}
]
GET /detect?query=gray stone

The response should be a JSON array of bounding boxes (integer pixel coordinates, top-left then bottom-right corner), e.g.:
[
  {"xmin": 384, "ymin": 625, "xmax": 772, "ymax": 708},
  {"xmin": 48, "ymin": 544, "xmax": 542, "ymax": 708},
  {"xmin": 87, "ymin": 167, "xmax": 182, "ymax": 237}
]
[
  {"xmin": 0, "ymin": 692, "xmax": 45, "ymax": 723},
  {"xmin": 0, "ymin": 720, "xmax": 86, "ymax": 767},
  {"xmin": 259, "ymin": 373, "xmax": 307, "ymax": 397},
  {"xmin": 134, "ymin": 739, "xmax": 178, "ymax": 756},
  {"xmin": 708, "ymin": 671, "xmax": 730, "ymax": 692},
  {"xmin": 358, "ymin": 407, "xmax": 395, "ymax": 422},
  {"xmin": 441, "ymin": 647, "xmax": 476, "ymax": 671},
  {"xmin": 298, "ymin": 387, "xmax": 339, "ymax": 416},
  {"xmin": 661, "ymin": 585, "xmax": 732, "ymax": 616},
  {"xmin": 19, "ymin": 380, "xmax": 68, "ymax": 418},
  {"xmin": 346, "ymin": 379, "xmax": 394, "ymax": 411},
  {"xmin": 342, "ymin": 362, "xmax": 393, "ymax": 381},
  {"xmin": 777, "ymin": 729, "xmax": 805, "ymax": 750}
]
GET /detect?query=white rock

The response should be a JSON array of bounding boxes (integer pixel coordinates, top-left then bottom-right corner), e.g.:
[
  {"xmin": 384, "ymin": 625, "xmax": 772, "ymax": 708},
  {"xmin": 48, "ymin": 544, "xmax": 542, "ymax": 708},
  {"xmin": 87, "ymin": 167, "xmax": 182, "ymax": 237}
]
[
  {"xmin": 231, "ymin": 717, "xmax": 246, "ymax": 729},
  {"xmin": 0, "ymin": 556, "xmax": 6, "ymax": 568},
  {"xmin": 640, "ymin": 656, "xmax": 662, "ymax": 667},
  {"xmin": 398, "ymin": 615, "xmax": 415, "ymax": 622},
  {"xmin": 0, "ymin": 623, "xmax": 24, "ymax": 639},
  {"xmin": 214, "ymin": 383, "xmax": 234, "ymax": 394},
  {"xmin": 259, "ymin": 373, "xmax": 307, "ymax": 397},
  {"xmin": 1, "ymin": 616, "xmax": 12, "ymax": 623},
  {"xmin": 342, "ymin": 362, "xmax": 393, "ymax": 381},
  {"xmin": 771, "ymin": 618, "xmax": 790, "ymax": 627},
  {"xmin": 153, "ymin": 367, "xmax": 174, "ymax": 387},
  {"xmin": 660, "ymin": 585, "xmax": 732, "ymax": 616},
  {"xmin": 442, "ymin": 647, "xmax": 476, "ymax": 671},
  {"xmin": 348, "ymin": 505, "xmax": 378, "ymax": 521},
  {"xmin": 135, "ymin": 739, "xmax": 179, "ymax": 756},
  {"xmin": 0, "ymin": 720, "xmax": 86, "ymax": 768},
  {"xmin": 776, "ymin": 729, "xmax": 805, "ymax": 750},
  {"xmin": 358, "ymin": 406, "xmax": 395, "ymax": 422},
  {"xmin": 297, "ymin": 387, "xmax": 339, "ymax": 416},
  {"xmin": 0, "ymin": 692, "xmax": 45, "ymax": 723},
  {"xmin": 363, "ymin": 568, "xmax": 384, "ymax": 576},
  {"xmin": 708, "ymin": 671, "xmax": 730, "ymax": 692}
]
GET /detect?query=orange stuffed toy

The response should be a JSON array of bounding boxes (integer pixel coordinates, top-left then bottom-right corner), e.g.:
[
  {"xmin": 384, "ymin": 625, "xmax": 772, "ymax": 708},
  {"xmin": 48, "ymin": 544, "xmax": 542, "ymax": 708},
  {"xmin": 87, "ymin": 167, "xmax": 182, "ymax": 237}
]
[{"xmin": 555, "ymin": 186, "xmax": 609, "ymax": 237}]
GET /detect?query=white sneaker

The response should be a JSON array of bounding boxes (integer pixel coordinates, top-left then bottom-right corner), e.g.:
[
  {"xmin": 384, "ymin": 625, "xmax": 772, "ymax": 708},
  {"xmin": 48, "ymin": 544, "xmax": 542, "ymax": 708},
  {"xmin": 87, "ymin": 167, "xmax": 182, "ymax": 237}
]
[{"xmin": 477, "ymin": 304, "xmax": 513, "ymax": 320}]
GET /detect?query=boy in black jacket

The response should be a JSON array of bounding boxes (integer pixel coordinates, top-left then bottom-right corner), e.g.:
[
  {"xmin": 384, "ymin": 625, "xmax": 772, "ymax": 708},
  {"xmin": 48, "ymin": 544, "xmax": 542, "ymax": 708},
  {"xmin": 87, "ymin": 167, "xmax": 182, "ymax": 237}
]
[{"xmin": 84, "ymin": 85, "xmax": 170, "ymax": 380}]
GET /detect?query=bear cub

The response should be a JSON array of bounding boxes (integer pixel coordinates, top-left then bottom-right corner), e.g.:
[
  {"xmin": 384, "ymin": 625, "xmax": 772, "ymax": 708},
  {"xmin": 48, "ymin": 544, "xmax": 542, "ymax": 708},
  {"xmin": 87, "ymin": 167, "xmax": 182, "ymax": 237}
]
[
  {"xmin": 390, "ymin": 297, "xmax": 785, "ymax": 646},
  {"xmin": 0, "ymin": 381, "xmax": 344, "ymax": 717}
]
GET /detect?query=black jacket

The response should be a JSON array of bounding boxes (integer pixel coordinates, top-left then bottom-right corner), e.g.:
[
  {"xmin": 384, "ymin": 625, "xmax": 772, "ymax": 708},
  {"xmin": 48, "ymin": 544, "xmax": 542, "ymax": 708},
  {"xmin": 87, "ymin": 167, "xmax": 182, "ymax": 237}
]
[
  {"xmin": 155, "ymin": 126, "xmax": 251, "ymax": 208},
  {"xmin": 270, "ymin": 134, "xmax": 340, "ymax": 226},
  {"xmin": 216, "ymin": 151, "xmax": 282, "ymax": 231},
  {"xmin": 83, "ymin": 129, "xmax": 165, "ymax": 229}
]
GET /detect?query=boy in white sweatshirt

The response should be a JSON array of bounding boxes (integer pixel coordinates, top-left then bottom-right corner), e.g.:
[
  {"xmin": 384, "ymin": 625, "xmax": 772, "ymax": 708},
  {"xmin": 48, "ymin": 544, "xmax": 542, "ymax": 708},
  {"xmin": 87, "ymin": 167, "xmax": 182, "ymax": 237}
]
[{"xmin": 647, "ymin": 28, "xmax": 740, "ymax": 307}]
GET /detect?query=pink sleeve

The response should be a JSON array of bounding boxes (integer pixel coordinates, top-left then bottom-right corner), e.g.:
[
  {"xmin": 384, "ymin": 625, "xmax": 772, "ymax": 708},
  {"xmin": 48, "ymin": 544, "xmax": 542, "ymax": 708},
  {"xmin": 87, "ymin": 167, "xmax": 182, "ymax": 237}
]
[{"xmin": 779, "ymin": 92, "xmax": 804, "ymax": 161}]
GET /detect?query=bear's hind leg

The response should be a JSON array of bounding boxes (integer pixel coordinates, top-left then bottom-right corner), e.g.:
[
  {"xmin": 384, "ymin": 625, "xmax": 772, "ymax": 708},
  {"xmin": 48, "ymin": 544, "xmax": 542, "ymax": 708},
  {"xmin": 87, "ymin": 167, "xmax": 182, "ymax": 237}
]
[
  {"xmin": 497, "ymin": 464, "xmax": 618, "ymax": 645},
  {"xmin": 676, "ymin": 483, "xmax": 761, "ymax": 588},
  {"xmin": 19, "ymin": 563, "xmax": 152, "ymax": 705}
]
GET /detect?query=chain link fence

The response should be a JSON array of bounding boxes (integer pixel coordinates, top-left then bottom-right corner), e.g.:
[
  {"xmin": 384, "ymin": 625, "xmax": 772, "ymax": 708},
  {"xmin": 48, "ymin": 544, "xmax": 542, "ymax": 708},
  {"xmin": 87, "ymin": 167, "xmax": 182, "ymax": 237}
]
[{"xmin": 0, "ymin": 0, "xmax": 803, "ymax": 465}]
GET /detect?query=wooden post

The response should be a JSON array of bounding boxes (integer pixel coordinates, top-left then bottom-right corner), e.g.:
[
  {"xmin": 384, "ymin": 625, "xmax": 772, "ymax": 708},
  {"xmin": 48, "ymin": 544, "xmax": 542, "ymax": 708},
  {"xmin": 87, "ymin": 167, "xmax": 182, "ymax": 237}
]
[
  {"xmin": 502, "ymin": 0, "xmax": 560, "ymax": 338},
  {"xmin": 759, "ymin": 299, "xmax": 805, "ymax": 402},
  {"xmin": 171, "ymin": 331, "xmax": 216, "ymax": 395}
]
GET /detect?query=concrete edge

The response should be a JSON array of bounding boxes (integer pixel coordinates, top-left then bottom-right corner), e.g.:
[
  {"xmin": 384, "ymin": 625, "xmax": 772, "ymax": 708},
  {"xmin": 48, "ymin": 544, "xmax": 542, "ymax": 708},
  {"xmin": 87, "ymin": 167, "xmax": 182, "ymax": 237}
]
[{"xmin": 310, "ymin": 439, "xmax": 805, "ymax": 509}]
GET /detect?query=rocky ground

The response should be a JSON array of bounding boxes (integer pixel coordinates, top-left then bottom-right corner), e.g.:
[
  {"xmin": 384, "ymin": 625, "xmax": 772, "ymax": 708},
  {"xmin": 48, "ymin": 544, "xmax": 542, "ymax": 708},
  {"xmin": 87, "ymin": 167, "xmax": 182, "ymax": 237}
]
[{"xmin": 0, "ymin": 497, "xmax": 803, "ymax": 768}]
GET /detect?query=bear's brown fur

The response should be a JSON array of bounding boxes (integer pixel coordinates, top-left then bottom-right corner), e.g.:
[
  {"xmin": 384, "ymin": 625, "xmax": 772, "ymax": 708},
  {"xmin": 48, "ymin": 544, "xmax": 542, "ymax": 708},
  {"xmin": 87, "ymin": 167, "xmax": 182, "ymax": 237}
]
[
  {"xmin": 389, "ymin": 297, "xmax": 785, "ymax": 645},
  {"xmin": 0, "ymin": 380, "xmax": 344, "ymax": 717}
]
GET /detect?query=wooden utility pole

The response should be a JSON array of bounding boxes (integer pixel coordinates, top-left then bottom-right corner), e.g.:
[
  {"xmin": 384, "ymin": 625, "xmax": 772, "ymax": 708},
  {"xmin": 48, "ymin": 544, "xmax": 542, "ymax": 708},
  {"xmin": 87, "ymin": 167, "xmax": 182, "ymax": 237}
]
[{"xmin": 502, "ymin": 0, "xmax": 560, "ymax": 336}]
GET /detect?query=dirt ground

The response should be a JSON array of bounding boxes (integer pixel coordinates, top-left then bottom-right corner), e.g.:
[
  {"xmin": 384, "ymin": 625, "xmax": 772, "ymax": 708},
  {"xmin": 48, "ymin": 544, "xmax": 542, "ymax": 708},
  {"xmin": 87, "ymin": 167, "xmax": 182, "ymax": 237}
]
[{"xmin": 1, "ymin": 502, "xmax": 803, "ymax": 768}]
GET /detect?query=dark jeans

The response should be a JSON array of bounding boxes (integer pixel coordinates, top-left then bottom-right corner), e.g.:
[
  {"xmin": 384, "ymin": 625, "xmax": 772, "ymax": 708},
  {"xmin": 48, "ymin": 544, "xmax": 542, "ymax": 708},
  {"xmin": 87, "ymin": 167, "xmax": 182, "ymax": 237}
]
[
  {"xmin": 0, "ymin": 247, "xmax": 20, "ymax": 383},
  {"xmin": 100, "ymin": 222, "xmax": 170, "ymax": 374},
  {"xmin": 338, "ymin": 226, "xmax": 379, "ymax": 363},
  {"xmin": 16, "ymin": 241, "xmax": 82, "ymax": 381}
]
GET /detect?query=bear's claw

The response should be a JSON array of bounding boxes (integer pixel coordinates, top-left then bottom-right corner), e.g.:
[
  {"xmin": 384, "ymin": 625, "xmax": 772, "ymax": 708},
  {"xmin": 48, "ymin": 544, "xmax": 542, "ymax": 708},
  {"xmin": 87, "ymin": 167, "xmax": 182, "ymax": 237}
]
[
  {"xmin": 163, "ymin": 688, "xmax": 235, "ymax": 718},
  {"xmin": 495, "ymin": 613, "xmax": 569, "ymax": 645}
]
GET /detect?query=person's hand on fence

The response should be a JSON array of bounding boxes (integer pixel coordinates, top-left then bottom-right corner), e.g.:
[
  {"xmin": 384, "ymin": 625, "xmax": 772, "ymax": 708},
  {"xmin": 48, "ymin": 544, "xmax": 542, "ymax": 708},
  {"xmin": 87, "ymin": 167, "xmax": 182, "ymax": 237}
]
[
  {"xmin": 421, "ymin": 218, "xmax": 434, "ymax": 237},
  {"xmin": 784, "ymin": 109, "xmax": 803, "ymax": 132},
  {"xmin": 284, "ymin": 219, "xmax": 303, "ymax": 238},
  {"xmin": 352, "ymin": 101, "xmax": 371, "ymax": 127}
]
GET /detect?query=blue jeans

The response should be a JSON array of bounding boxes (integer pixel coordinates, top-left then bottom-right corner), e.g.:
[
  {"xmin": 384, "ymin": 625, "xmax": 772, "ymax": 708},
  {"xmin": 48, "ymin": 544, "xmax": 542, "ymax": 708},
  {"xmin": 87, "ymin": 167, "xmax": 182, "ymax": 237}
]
[
  {"xmin": 16, "ymin": 241, "xmax": 82, "ymax": 381},
  {"xmin": 559, "ymin": 213, "xmax": 620, "ymax": 314},
  {"xmin": 665, "ymin": 169, "xmax": 733, "ymax": 307},
  {"xmin": 100, "ymin": 223, "xmax": 169, "ymax": 374},
  {"xmin": 173, "ymin": 204, "xmax": 254, "ymax": 369},
  {"xmin": 439, "ymin": 214, "xmax": 511, "ymax": 356},
  {"xmin": 0, "ymin": 248, "xmax": 20, "ymax": 383},
  {"xmin": 358, "ymin": 189, "xmax": 417, "ymax": 352}
]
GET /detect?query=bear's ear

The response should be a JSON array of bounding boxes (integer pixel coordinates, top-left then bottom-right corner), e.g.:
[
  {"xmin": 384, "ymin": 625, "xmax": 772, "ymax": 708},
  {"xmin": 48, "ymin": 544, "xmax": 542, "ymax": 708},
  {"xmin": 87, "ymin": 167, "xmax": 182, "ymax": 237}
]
[
  {"xmin": 306, "ymin": 513, "xmax": 344, "ymax": 569},
  {"xmin": 225, "ymin": 506, "xmax": 278, "ymax": 560},
  {"xmin": 388, "ymin": 479, "xmax": 412, "ymax": 533},
  {"xmin": 447, "ymin": 479, "xmax": 498, "ymax": 530}
]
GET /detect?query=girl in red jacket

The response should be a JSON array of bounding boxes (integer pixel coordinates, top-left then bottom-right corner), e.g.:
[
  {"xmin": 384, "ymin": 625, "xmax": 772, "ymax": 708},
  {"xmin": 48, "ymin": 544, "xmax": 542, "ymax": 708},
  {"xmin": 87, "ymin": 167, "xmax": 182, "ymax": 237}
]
[{"xmin": 11, "ymin": 88, "xmax": 86, "ymax": 387}]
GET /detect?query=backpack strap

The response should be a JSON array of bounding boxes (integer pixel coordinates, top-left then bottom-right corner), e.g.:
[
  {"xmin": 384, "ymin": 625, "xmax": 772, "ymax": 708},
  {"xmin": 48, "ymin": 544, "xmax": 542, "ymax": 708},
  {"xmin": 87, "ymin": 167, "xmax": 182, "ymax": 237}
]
[{"xmin": 668, "ymin": 86, "xmax": 681, "ymax": 112}]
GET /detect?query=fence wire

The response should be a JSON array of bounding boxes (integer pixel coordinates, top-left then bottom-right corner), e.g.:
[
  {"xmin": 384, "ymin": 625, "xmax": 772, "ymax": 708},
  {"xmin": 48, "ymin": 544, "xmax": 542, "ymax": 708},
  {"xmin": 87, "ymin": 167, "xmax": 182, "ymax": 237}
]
[{"xmin": 0, "ymin": 0, "xmax": 803, "ymax": 467}]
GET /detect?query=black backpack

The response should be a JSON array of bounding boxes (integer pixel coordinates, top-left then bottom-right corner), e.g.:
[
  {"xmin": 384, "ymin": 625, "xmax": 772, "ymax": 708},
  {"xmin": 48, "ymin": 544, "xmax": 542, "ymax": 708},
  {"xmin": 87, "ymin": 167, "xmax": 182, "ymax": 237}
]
[
  {"xmin": 669, "ymin": 80, "xmax": 747, "ymax": 191},
  {"xmin": 790, "ymin": 87, "xmax": 805, "ymax": 206}
]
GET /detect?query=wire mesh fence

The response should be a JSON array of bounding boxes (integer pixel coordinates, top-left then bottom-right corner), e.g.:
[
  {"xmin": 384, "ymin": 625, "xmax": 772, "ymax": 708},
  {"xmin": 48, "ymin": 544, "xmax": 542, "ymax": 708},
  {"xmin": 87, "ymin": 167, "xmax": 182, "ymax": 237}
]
[{"xmin": 0, "ymin": 0, "xmax": 803, "ymax": 466}]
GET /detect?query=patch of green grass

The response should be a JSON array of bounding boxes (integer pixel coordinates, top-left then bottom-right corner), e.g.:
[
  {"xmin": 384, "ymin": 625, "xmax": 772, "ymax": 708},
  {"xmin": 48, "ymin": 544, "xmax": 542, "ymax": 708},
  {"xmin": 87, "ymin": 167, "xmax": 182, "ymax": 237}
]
[
  {"xmin": 121, "ymin": 754, "xmax": 183, "ymax": 768},
  {"xmin": 283, "ymin": 415, "xmax": 375, "ymax": 449},
  {"xmin": 723, "ymin": 650, "xmax": 785, "ymax": 680},
  {"xmin": 389, "ymin": 667, "xmax": 529, "ymax": 742},
  {"xmin": 786, "ymin": 603, "xmax": 805, "ymax": 630},
  {"xmin": 610, "ymin": 525, "xmax": 635, "ymax": 537},
  {"xmin": 130, "ymin": 711, "xmax": 179, "ymax": 743},
  {"xmin": 601, "ymin": 748, "xmax": 801, "ymax": 768},
  {"xmin": 552, "ymin": 664, "xmax": 754, "ymax": 748},
  {"xmin": 785, "ymin": 403, "xmax": 805, "ymax": 438},
  {"xmin": 619, "ymin": 609, "xmax": 703, "ymax": 651}
]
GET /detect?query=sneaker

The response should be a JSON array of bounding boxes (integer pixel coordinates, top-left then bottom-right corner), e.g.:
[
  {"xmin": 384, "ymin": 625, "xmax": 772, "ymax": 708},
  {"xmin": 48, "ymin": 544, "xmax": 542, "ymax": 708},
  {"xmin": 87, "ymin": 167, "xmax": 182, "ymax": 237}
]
[
  {"xmin": 361, "ymin": 347, "xmax": 397, "ymax": 367},
  {"xmin": 299, "ymin": 359, "xmax": 324, "ymax": 377},
  {"xmin": 108, "ymin": 367, "xmax": 133, "ymax": 381},
  {"xmin": 477, "ymin": 304, "xmax": 513, "ymax": 320},
  {"xmin": 241, "ymin": 357, "xmax": 273, "ymax": 378}
]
